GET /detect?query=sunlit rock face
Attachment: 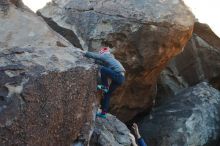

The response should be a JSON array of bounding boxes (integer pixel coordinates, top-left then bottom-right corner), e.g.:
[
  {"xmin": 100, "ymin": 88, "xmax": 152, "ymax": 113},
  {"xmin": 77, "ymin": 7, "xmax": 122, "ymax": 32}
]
[
  {"xmin": 138, "ymin": 82, "xmax": 220, "ymax": 146},
  {"xmin": 39, "ymin": 0, "xmax": 194, "ymax": 121},
  {"xmin": 157, "ymin": 22, "xmax": 220, "ymax": 104},
  {"xmin": 0, "ymin": 1, "xmax": 98, "ymax": 145}
]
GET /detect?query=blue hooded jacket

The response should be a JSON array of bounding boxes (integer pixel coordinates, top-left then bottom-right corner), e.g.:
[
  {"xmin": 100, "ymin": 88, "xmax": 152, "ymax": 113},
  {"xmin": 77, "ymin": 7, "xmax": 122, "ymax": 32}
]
[{"xmin": 85, "ymin": 51, "xmax": 125, "ymax": 74}]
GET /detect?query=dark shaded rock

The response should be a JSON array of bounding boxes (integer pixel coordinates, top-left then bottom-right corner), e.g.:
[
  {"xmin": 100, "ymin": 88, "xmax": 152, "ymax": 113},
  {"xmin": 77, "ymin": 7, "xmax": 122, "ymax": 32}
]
[
  {"xmin": 138, "ymin": 82, "xmax": 220, "ymax": 146},
  {"xmin": 90, "ymin": 113, "xmax": 131, "ymax": 146},
  {"xmin": 37, "ymin": 11, "xmax": 83, "ymax": 49},
  {"xmin": 157, "ymin": 22, "xmax": 220, "ymax": 104},
  {"xmin": 210, "ymin": 75, "xmax": 220, "ymax": 91},
  {"xmin": 0, "ymin": 0, "xmax": 9, "ymax": 14},
  {"xmin": 194, "ymin": 22, "xmax": 220, "ymax": 49},
  {"xmin": 156, "ymin": 61, "xmax": 188, "ymax": 105},
  {"xmin": 39, "ymin": 0, "xmax": 194, "ymax": 121},
  {"xmin": 9, "ymin": 0, "xmax": 24, "ymax": 8},
  {"xmin": 0, "ymin": 0, "xmax": 26, "ymax": 14},
  {"xmin": 0, "ymin": 1, "xmax": 98, "ymax": 145},
  {"xmin": 174, "ymin": 32, "xmax": 220, "ymax": 86}
]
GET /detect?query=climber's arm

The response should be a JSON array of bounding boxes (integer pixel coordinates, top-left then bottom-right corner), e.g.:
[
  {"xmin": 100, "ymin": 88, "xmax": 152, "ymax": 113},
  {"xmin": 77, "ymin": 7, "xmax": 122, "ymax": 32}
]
[
  {"xmin": 85, "ymin": 51, "xmax": 104, "ymax": 61},
  {"xmin": 95, "ymin": 60, "xmax": 105, "ymax": 66},
  {"xmin": 132, "ymin": 123, "xmax": 148, "ymax": 146},
  {"xmin": 137, "ymin": 138, "xmax": 147, "ymax": 146}
]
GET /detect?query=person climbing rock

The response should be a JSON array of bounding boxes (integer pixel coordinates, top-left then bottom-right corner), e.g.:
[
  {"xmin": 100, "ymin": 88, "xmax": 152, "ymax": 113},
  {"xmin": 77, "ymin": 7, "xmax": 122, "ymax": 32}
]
[
  {"xmin": 129, "ymin": 123, "xmax": 147, "ymax": 146},
  {"xmin": 84, "ymin": 47, "xmax": 125, "ymax": 118}
]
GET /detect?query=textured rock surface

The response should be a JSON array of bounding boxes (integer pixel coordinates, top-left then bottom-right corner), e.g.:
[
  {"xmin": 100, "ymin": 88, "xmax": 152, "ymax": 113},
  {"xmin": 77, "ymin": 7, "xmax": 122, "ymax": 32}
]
[
  {"xmin": 156, "ymin": 62, "xmax": 188, "ymax": 104},
  {"xmin": 90, "ymin": 113, "xmax": 131, "ymax": 146},
  {"xmin": 39, "ymin": 0, "xmax": 194, "ymax": 121},
  {"xmin": 138, "ymin": 82, "xmax": 220, "ymax": 146},
  {"xmin": 0, "ymin": 1, "xmax": 98, "ymax": 145},
  {"xmin": 157, "ymin": 22, "xmax": 220, "ymax": 104}
]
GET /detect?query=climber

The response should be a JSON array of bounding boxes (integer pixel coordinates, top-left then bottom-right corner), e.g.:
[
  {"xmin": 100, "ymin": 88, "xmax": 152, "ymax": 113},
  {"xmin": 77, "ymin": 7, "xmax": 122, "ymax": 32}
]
[
  {"xmin": 129, "ymin": 123, "xmax": 147, "ymax": 146},
  {"xmin": 84, "ymin": 47, "xmax": 125, "ymax": 118}
]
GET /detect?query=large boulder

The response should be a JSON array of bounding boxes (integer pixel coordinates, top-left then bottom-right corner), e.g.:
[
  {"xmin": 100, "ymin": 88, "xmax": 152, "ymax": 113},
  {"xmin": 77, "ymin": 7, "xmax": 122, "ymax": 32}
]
[
  {"xmin": 90, "ymin": 113, "xmax": 131, "ymax": 146},
  {"xmin": 157, "ymin": 22, "xmax": 220, "ymax": 104},
  {"xmin": 38, "ymin": 0, "xmax": 195, "ymax": 121},
  {"xmin": 138, "ymin": 82, "xmax": 220, "ymax": 146},
  {"xmin": 0, "ymin": 1, "xmax": 98, "ymax": 145}
]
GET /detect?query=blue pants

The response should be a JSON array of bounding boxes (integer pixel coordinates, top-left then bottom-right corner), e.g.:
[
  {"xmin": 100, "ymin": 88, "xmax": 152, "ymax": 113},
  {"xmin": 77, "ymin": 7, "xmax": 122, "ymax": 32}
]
[{"xmin": 100, "ymin": 67, "xmax": 125, "ymax": 112}]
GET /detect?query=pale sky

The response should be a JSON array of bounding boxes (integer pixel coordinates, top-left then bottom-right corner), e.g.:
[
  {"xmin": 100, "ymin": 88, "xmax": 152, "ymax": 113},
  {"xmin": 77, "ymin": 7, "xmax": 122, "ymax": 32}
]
[
  {"xmin": 23, "ymin": 0, "xmax": 51, "ymax": 12},
  {"xmin": 184, "ymin": 0, "xmax": 220, "ymax": 37},
  {"xmin": 23, "ymin": 0, "xmax": 220, "ymax": 37}
]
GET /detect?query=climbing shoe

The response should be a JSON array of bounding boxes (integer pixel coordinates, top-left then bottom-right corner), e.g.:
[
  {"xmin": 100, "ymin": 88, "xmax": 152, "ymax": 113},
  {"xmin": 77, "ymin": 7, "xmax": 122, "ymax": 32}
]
[
  {"xmin": 97, "ymin": 85, "xmax": 108, "ymax": 93},
  {"xmin": 96, "ymin": 112, "xmax": 107, "ymax": 119}
]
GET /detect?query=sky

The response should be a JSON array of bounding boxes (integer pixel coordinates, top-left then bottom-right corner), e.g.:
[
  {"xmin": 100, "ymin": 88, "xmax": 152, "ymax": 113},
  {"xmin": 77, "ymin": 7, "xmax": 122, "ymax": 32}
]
[
  {"xmin": 23, "ymin": 0, "xmax": 220, "ymax": 37},
  {"xmin": 184, "ymin": 0, "xmax": 220, "ymax": 37},
  {"xmin": 23, "ymin": 0, "xmax": 51, "ymax": 12}
]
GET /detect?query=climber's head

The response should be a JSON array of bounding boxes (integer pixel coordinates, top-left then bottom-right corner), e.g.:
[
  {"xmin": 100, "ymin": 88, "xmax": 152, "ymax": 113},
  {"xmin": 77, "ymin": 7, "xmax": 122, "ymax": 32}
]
[{"xmin": 99, "ymin": 47, "xmax": 110, "ymax": 55}]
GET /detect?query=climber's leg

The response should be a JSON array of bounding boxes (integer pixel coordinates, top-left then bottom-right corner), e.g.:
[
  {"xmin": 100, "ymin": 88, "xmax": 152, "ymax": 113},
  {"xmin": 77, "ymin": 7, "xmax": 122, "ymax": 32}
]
[
  {"xmin": 101, "ymin": 81, "xmax": 120, "ymax": 113},
  {"xmin": 97, "ymin": 81, "xmax": 120, "ymax": 119},
  {"xmin": 100, "ymin": 67, "xmax": 111, "ymax": 87},
  {"xmin": 97, "ymin": 67, "xmax": 125, "ymax": 119}
]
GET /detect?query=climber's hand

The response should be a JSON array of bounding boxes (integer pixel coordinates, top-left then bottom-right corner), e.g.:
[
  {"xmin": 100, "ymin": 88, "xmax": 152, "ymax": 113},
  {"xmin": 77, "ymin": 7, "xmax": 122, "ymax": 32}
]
[
  {"xmin": 79, "ymin": 49, "xmax": 87, "ymax": 57},
  {"xmin": 129, "ymin": 133, "xmax": 138, "ymax": 146},
  {"xmin": 132, "ymin": 123, "xmax": 141, "ymax": 139},
  {"xmin": 81, "ymin": 50, "xmax": 86, "ymax": 54}
]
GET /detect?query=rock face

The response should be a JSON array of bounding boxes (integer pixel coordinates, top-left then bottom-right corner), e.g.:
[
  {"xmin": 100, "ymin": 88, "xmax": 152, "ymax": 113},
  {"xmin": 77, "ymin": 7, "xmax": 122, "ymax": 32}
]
[
  {"xmin": 156, "ymin": 62, "xmax": 188, "ymax": 104},
  {"xmin": 39, "ymin": 0, "xmax": 194, "ymax": 121},
  {"xmin": 0, "ymin": 1, "xmax": 98, "ymax": 145},
  {"xmin": 157, "ymin": 22, "xmax": 220, "ymax": 104},
  {"xmin": 138, "ymin": 82, "xmax": 220, "ymax": 146},
  {"xmin": 90, "ymin": 113, "xmax": 131, "ymax": 146}
]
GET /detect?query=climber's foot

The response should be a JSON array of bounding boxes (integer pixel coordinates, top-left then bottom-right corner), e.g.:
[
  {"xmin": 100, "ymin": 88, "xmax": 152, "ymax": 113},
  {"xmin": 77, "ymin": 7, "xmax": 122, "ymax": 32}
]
[
  {"xmin": 97, "ymin": 85, "xmax": 108, "ymax": 93},
  {"xmin": 96, "ymin": 112, "xmax": 107, "ymax": 119}
]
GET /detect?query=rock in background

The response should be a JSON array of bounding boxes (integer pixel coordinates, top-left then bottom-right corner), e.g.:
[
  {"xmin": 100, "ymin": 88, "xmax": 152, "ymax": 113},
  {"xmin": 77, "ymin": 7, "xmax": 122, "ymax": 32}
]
[
  {"xmin": 38, "ymin": 0, "xmax": 195, "ymax": 121},
  {"xmin": 90, "ymin": 114, "xmax": 131, "ymax": 146},
  {"xmin": 0, "ymin": 0, "xmax": 98, "ymax": 145},
  {"xmin": 157, "ymin": 22, "xmax": 220, "ymax": 104},
  {"xmin": 138, "ymin": 82, "xmax": 220, "ymax": 146}
]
